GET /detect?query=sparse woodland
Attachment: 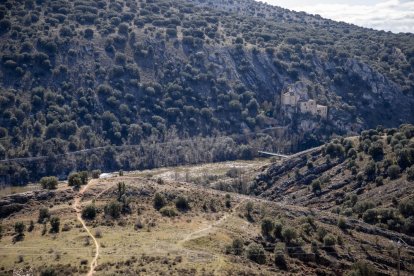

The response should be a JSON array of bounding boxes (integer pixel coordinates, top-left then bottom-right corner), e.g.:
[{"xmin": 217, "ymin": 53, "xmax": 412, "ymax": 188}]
[{"xmin": 0, "ymin": 0, "xmax": 414, "ymax": 184}]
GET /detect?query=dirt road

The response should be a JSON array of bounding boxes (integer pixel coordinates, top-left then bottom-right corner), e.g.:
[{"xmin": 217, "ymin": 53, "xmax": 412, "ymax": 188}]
[{"xmin": 73, "ymin": 180, "xmax": 100, "ymax": 276}]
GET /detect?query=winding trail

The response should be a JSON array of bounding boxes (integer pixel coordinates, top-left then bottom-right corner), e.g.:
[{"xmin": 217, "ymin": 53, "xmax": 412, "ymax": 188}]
[
  {"xmin": 73, "ymin": 180, "xmax": 100, "ymax": 276},
  {"xmin": 179, "ymin": 199, "xmax": 245, "ymax": 245}
]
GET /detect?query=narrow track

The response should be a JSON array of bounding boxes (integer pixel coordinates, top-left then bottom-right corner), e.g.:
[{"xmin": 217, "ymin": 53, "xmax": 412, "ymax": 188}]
[{"xmin": 73, "ymin": 180, "xmax": 100, "ymax": 276}]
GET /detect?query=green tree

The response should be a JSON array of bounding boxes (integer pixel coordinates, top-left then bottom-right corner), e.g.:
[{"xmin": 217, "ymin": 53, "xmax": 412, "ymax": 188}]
[
  {"xmin": 175, "ymin": 196, "xmax": 190, "ymax": 211},
  {"xmin": 68, "ymin": 172, "xmax": 82, "ymax": 189},
  {"xmin": 387, "ymin": 165, "xmax": 401, "ymax": 180},
  {"xmin": 79, "ymin": 171, "xmax": 89, "ymax": 185},
  {"xmin": 40, "ymin": 176, "xmax": 58, "ymax": 190},
  {"xmin": 246, "ymin": 243, "xmax": 266, "ymax": 264},
  {"xmin": 282, "ymin": 227, "xmax": 297, "ymax": 244},
  {"xmin": 82, "ymin": 204, "xmax": 97, "ymax": 220}
]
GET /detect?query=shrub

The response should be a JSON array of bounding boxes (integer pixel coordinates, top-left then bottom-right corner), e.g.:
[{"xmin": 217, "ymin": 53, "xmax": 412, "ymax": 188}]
[
  {"xmin": 364, "ymin": 161, "xmax": 377, "ymax": 182},
  {"xmin": 84, "ymin": 28, "xmax": 94, "ymax": 39},
  {"xmin": 399, "ymin": 198, "xmax": 414, "ymax": 218},
  {"xmin": 273, "ymin": 222, "xmax": 283, "ymax": 239},
  {"xmin": 274, "ymin": 253, "xmax": 288, "ymax": 270},
  {"xmin": 68, "ymin": 172, "xmax": 82, "ymax": 188},
  {"xmin": 407, "ymin": 166, "xmax": 414, "ymax": 181},
  {"xmin": 38, "ymin": 208, "xmax": 50, "ymax": 223},
  {"xmin": 14, "ymin": 222, "xmax": 25, "ymax": 235},
  {"xmin": 282, "ymin": 227, "xmax": 297, "ymax": 244},
  {"xmin": 232, "ymin": 238, "xmax": 244, "ymax": 255},
  {"xmin": 175, "ymin": 196, "xmax": 190, "ymax": 211},
  {"xmin": 40, "ymin": 268, "xmax": 57, "ymax": 276},
  {"xmin": 311, "ymin": 179, "xmax": 321, "ymax": 194},
  {"xmin": 261, "ymin": 219, "xmax": 274, "ymax": 238},
  {"xmin": 104, "ymin": 201, "xmax": 121, "ymax": 219},
  {"xmin": 337, "ymin": 217, "xmax": 347, "ymax": 230},
  {"xmin": 325, "ymin": 143, "xmax": 345, "ymax": 158},
  {"xmin": 82, "ymin": 204, "xmax": 97, "ymax": 220},
  {"xmin": 0, "ymin": 19, "xmax": 11, "ymax": 34},
  {"xmin": 368, "ymin": 142, "xmax": 384, "ymax": 161},
  {"xmin": 246, "ymin": 243, "xmax": 266, "ymax": 264},
  {"xmin": 40, "ymin": 176, "xmax": 58, "ymax": 190},
  {"xmin": 349, "ymin": 261, "xmax": 377, "ymax": 276},
  {"xmin": 49, "ymin": 217, "xmax": 60, "ymax": 233},
  {"xmin": 28, "ymin": 220, "xmax": 34, "ymax": 232},
  {"xmin": 362, "ymin": 209, "xmax": 378, "ymax": 224},
  {"xmin": 160, "ymin": 207, "xmax": 177, "ymax": 217},
  {"xmin": 153, "ymin": 193, "xmax": 166, "ymax": 210},
  {"xmin": 226, "ymin": 167, "xmax": 240, "ymax": 178},
  {"xmin": 92, "ymin": 170, "xmax": 101, "ymax": 179},
  {"xmin": 78, "ymin": 171, "xmax": 88, "ymax": 185},
  {"xmin": 387, "ymin": 165, "xmax": 401, "ymax": 179},
  {"xmin": 323, "ymin": 234, "xmax": 336, "ymax": 247}
]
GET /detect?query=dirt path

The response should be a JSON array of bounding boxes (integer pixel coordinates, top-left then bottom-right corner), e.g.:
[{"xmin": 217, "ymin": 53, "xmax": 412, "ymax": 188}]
[
  {"xmin": 179, "ymin": 199, "xmax": 245, "ymax": 245},
  {"xmin": 73, "ymin": 180, "xmax": 100, "ymax": 276}
]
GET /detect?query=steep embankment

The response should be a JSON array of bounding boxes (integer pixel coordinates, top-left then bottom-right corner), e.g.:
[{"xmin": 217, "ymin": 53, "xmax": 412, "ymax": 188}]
[{"xmin": 251, "ymin": 124, "xmax": 414, "ymax": 238}]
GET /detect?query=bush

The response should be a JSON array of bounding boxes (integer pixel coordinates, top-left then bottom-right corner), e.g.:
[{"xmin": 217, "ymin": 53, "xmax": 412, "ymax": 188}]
[
  {"xmin": 49, "ymin": 217, "xmax": 60, "ymax": 233},
  {"xmin": 14, "ymin": 222, "xmax": 25, "ymax": 235},
  {"xmin": 261, "ymin": 219, "xmax": 274, "ymax": 238},
  {"xmin": 40, "ymin": 176, "xmax": 58, "ymax": 190},
  {"xmin": 246, "ymin": 243, "xmax": 266, "ymax": 264},
  {"xmin": 82, "ymin": 204, "xmax": 97, "ymax": 220},
  {"xmin": 38, "ymin": 208, "xmax": 50, "ymax": 223},
  {"xmin": 153, "ymin": 193, "xmax": 166, "ymax": 210},
  {"xmin": 387, "ymin": 165, "xmax": 401, "ymax": 179},
  {"xmin": 323, "ymin": 234, "xmax": 336, "ymax": 247},
  {"xmin": 337, "ymin": 217, "xmax": 347, "ymax": 230},
  {"xmin": 407, "ymin": 166, "xmax": 414, "ymax": 181},
  {"xmin": 273, "ymin": 222, "xmax": 283, "ymax": 239},
  {"xmin": 68, "ymin": 172, "xmax": 82, "ymax": 188},
  {"xmin": 282, "ymin": 227, "xmax": 297, "ymax": 244},
  {"xmin": 399, "ymin": 198, "xmax": 414, "ymax": 218},
  {"xmin": 274, "ymin": 253, "xmax": 288, "ymax": 270},
  {"xmin": 362, "ymin": 209, "xmax": 378, "ymax": 224},
  {"xmin": 232, "ymin": 238, "xmax": 244, "ymax": 255},
  {"xmin": 325, "ymin": 143, "xmax": 345, "ymax": 158},
  {"xmin": 175, "ymin": 196, "xmax": 190, "ymax": 211},
  {"xmin": 40, "ymin": 268, "xmax": 57, "ymax": 276},
  {"xmin": 364, "ymin": 161, "xmax": 376, "ymax": 182},
  {"xmin": 311, "ymin": 179, "xmax": 321, "ymax": 194},
  {"xmin": 92, "ymin": 170, "xmax": 101, "ymax": 179},
  {"xmin": 349, "ymin": 261, "xmax": 378, "ymax": 276},
  {"xmin": 104, "ymin": 201, "xmax": 121, "ymax": 219},
  {"xmin": 84, "ymin": 28, "xmax": 94, "ymax": 39},
  {"xmin": 160, "ymin": 207, "xmax": 178, "ymax": 217}
]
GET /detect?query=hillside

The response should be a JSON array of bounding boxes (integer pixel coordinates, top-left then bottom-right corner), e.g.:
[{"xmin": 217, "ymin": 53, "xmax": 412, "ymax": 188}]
[
  {"xmin": 0, "ymin": 153, "xmax": 413, "ymax": 275},
  {"xmin": 1, "ymin": 0, "xmax": 414, "ymax": 184},
  {"xmin": 252, "ymin": 124, "xmax": 414, "ymax": 238}
]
